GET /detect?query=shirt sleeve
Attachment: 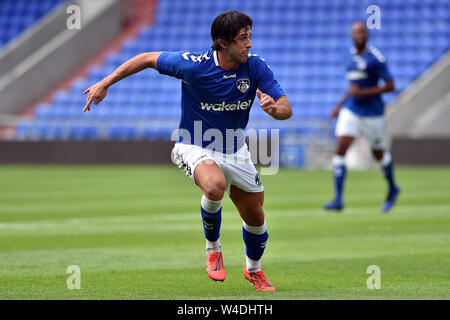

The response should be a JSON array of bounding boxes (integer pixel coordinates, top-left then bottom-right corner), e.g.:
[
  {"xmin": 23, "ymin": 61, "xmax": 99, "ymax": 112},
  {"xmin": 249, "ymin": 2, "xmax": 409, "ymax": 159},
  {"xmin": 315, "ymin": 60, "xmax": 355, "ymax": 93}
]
[
  {"xmin": 156, "ymin": 51, "xmax": 198, "ymax": 84},
  {"xmin": 254, "ymin": 56, "xmax": 285, "ymax": 100},
  {"xmin": 377, "ymin": 60, "xmax": 393, "ymax": 81}
]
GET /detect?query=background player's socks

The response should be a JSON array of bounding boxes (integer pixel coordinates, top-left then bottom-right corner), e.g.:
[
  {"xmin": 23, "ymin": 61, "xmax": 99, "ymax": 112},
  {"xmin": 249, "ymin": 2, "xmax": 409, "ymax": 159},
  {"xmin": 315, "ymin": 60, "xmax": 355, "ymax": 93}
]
[
  {"xmin": 201, "ymin": 195, "xmax": 222, "ymax": 251},
  {"xmin": 242, "ymin": 221, "xmax": 268, "ymax": 272},
  {"xmin": 324, "ymin": 155, "xmax": 346, "ymax": 210},
  {"xmin": 332, "ymin": 155, "xmax": 346, "ymax": 203},
  {"xmin": 324, "ymin": 155, "xmax": 346, "ymax": 209},
  {"xmin": 381, "ymin": 152, "xmax": 400, "ymax": 212},
  {"xmin": 381, "ymin": 152, "xmax": 396, "ymax": 190}
]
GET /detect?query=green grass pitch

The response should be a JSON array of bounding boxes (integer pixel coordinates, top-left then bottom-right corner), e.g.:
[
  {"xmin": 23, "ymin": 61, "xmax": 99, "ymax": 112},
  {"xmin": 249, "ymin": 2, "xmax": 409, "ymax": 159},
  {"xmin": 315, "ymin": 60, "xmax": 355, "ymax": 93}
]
[{"xmin": 0, "ymin": 165, "xmax": 449, "ymax": 300}]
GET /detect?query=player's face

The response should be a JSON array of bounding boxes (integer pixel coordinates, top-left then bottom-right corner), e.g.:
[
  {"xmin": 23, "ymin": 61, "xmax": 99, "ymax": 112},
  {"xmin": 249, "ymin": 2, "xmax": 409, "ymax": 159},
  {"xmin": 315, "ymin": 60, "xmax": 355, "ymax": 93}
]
[
  {"xmin": 351, "ymin": 23, "xmax": 368, "ymax": 48},
  {"xmin": 228, "ymin": 27, "xmax": 252, "ymax": 64}
]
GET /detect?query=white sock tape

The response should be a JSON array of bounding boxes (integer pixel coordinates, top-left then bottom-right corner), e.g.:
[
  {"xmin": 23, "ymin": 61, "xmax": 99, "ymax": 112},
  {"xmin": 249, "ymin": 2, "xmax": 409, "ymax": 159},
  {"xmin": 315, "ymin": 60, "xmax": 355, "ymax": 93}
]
[
  {"xmin": 332, "ymin": 155, "xmax": 346, "ymax": 167},
  {"xmin": 382, "ymin": 152, "xmax": 392, "ymax": 167},
  {"xmin": 243, "ymin": 220, "xmax": 267, "ymax": 235},
  {"xmin": 201, "ymin": 194, "xmax": 222, "ymax": 213}
]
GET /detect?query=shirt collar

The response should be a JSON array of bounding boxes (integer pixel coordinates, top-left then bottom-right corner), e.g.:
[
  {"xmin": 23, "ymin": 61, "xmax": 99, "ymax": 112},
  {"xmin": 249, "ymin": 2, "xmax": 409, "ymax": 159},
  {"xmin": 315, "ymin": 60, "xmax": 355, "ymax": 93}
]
[{"xmin": 213, "ymin": 50, "xmax": 219, "ymax": 66}]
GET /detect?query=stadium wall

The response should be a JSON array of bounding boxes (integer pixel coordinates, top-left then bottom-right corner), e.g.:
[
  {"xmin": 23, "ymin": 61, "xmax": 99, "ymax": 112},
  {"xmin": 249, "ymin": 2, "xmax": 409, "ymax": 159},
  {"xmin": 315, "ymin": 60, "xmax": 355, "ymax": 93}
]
[
  {"xmin": 1, "ymin": 139, "xmax": 448, "ymax": 165},
  {"xmin": 0, "ymin": 141, "xmax": 173, "ymax": 164},
  {"xmin": 391, "ymin": 138, "xmax": 450, "ymax": 165},
  {"xmin": 0, "ymin": 139, "xmax": 278, "ymax": 165}
]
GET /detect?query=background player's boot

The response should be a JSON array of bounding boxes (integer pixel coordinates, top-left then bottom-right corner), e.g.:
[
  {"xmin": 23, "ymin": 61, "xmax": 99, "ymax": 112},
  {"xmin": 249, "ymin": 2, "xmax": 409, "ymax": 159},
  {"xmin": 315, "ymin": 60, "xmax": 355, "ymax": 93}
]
[
  {"xmin": 324, "ymin": 199, "xmax": 343, "ymax": 211},
  {"xmin": 382, "ymin": 185, "xmax": 400, "ymax": 212},
  {"xmin": 243, "ymin": 266, "xmax": 276, "ymax": 291},
  {"xmin": 206, "ymin": 251, "xmax": 225, "ymax": 281}
]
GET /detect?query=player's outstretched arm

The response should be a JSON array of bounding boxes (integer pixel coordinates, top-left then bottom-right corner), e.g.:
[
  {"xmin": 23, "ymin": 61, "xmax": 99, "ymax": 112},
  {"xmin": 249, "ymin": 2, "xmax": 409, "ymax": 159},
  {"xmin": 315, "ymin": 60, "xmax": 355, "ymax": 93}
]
[
  {"xmin": 330, "ymin": 90, "xmax": 350, "ymax": 119},
  {"xmin": 256, "ymin": 90, "xmax": 292, "ymax": 120},
  {"xmin": 83, "ymin": 52, "xmax": 162, "ymax": 112}
]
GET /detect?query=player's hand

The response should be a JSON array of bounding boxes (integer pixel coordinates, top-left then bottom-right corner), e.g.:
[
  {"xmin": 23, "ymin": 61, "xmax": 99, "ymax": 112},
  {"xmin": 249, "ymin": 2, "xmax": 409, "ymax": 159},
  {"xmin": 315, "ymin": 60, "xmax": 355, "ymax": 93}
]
[
  {"xmin": 83, "ymin": 81, "xmax": 108, "ymax": 112},
  {"xmin": 330, "ymin": 105, "xmax": 341, "ymax": 119},
  {"xmin": 256, "ymin": 89, "xmax": 276, "ymax": 116}
]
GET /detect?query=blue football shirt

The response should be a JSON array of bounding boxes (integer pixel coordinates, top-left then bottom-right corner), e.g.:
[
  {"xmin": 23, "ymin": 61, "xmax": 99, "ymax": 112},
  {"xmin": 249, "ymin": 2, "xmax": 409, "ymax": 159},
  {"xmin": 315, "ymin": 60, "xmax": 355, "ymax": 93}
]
[
  {"xmin": 345, "ymin": 44, "xmax": 393, "ymax": 117},
  {"xmin": 157, "ymin": 49, "xmax": 285, "ymax": 153}
]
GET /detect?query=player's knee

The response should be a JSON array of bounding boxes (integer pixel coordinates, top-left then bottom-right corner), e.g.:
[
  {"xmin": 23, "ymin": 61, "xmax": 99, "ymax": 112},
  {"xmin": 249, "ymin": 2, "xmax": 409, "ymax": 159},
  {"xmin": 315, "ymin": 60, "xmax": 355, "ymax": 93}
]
[
  {"xmin": 244, "ymin": 209, "xmax": 265, "ymax": 227},
  {"xmin": 253, "ymin": 214, "xmax": 265, "ymax": 227},
  {"xmin": 372, "ymin": 149, "xmax": 384, "ymax": 161},
  {"xmin": 203, "ymin": 178, "xmax": 226, "ymax": 200},
  {"xmin": 337, "ymin": 144, "xmax": 351, "ymax": 156},
  {"xmin": 336, "ymin": 136, "xmax": 353, "ymax": 156},
  {"xmin": 335, "ymin": 144, "xmax": 348, "ymax": 156}
]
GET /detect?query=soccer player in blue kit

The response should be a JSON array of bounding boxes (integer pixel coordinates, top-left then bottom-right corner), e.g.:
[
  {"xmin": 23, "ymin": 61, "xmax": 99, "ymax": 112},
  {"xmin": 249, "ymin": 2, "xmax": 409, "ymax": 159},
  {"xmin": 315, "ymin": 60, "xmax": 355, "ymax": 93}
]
[
  {"xmin": 83, "ymin": 10, "xmax": 292, "ymax": 291},
  {"xmin": 324, "ymin": 21, "xmax": 400, "ymax": 213}
]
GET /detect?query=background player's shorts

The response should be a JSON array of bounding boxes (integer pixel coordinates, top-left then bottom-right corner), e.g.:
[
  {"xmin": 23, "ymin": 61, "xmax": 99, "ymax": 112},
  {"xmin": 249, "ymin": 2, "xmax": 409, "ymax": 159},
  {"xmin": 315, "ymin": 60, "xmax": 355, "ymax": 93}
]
[
  {"xmin": 335, "ymin": 108, "xmax": 386, "ymax": 150},
  {"xmin": 171, "ymin": 142, "xmax": 264, "ymax": 195}
]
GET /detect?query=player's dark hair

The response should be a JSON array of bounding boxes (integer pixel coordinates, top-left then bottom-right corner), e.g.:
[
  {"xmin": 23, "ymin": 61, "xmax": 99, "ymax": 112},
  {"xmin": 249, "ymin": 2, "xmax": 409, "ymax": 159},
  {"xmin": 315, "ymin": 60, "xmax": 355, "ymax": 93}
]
[{"xmin": 211, "ymin": 10, "xmax": 253, "ymax": 51}]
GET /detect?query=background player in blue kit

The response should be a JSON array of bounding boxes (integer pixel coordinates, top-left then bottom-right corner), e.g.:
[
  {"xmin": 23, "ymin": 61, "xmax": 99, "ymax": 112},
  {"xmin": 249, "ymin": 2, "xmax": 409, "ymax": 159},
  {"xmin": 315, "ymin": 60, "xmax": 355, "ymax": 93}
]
[
  {"xmin": 324, "ymin": 21, "xmax": 400, "ymax": 213},
  {"xmin": 82, "ymin": 10, "xmax": 292, "ymax": 291}
]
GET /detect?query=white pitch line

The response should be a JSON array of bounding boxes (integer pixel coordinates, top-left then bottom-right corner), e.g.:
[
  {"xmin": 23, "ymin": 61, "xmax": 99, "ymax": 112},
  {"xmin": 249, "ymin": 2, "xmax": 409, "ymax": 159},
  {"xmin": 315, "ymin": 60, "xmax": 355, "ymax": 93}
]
[{"xmin": 0, "ymin": 203, "xmax": 449, "ymax": 233}]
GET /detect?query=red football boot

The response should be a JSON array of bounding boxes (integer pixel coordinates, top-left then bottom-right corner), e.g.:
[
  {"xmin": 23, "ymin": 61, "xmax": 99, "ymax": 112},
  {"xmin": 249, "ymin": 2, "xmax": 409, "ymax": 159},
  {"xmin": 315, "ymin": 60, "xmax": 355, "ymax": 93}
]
[
  {"xmin": 206, "ymin": 251, "xmax": 226, "ymax": 281},
  {"xmin": 243, "ymin": 266, "xmax": 276, "ymax": 291}
]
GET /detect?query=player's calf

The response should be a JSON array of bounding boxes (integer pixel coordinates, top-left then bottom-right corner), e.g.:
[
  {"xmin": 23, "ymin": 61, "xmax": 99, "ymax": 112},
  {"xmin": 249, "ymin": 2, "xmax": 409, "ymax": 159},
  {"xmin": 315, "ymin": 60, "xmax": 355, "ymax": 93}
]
[
  {"xmin": 242, "ymin": 220, "xmax": 268, "ymax": 272},
  {"xmin": 242, "ymin": 220, "xmax": 275, "ymax": 291},
  {"xmin": 201, "ymin": 194, "xmax": 223, "ymax": 250}
]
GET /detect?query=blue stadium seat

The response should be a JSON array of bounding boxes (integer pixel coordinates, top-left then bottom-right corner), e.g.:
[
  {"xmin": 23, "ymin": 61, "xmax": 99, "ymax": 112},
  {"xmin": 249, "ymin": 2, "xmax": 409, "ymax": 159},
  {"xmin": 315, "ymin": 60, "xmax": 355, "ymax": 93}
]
[
  {"xmin": 0, "ymin": 0, "xmax": 64, "ymax": 48},
  {"xmin": 15, "ymin": 120, "xmax": 33, "ymax": 140},
  {"xmin": 68, "ymin": 125, "xmax": 99, "ymax": 141},
  {"xmin": 107, "ymin": 125, "xmax": 137, "ymax": 141}
]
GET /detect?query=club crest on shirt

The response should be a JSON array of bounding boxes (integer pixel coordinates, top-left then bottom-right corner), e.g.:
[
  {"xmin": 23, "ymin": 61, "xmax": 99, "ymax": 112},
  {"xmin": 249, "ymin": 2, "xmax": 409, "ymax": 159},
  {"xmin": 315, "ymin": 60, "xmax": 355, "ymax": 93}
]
[
  {"xmin": 353, "ymin": 56, "xmax": 367, "ymax": 70},
  {"xmin": 236, "ymin": 78, "xmax": 250, "ymax": 93}
]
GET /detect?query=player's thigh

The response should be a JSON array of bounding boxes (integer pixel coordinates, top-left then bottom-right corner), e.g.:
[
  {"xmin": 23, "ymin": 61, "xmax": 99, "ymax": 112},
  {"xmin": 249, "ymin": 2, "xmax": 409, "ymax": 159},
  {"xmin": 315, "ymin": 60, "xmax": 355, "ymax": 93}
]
[
  {"xmin": 194, "ymin": 160, "xmax": 227, "ymax": 200},
  {"xmin": 229, "ymin": 185, "xmax": 265, "ymax": 226},
  {"xmin": 335, "ymin": 109, "xmax": 360, "ymax": 155},
  {"xmin": 335, "ymin": 109, "xmax": 360, "ymax": 137},
  {"xmin": 171, "ymin": 143, "xmax": 226, "ymax": 200}
]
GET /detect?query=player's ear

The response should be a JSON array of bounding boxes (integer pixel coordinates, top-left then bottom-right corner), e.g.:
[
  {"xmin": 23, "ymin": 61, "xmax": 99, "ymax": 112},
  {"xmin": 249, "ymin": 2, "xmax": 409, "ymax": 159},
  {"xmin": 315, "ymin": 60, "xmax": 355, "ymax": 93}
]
[{"xmin": 217, "ymin": 38, "xmax": 228, "ymax": 50}]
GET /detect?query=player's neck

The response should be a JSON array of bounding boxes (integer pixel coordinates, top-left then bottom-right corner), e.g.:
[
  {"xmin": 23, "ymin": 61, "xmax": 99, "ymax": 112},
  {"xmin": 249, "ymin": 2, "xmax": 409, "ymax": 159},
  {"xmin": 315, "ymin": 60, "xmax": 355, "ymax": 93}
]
[
  {"xmin": 355, "ymin": 44, "xmax": 367, "ymax": 55},
  {"xmin": 217, "ymin": 50, "xmax": 240, "ymax": 71}
]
